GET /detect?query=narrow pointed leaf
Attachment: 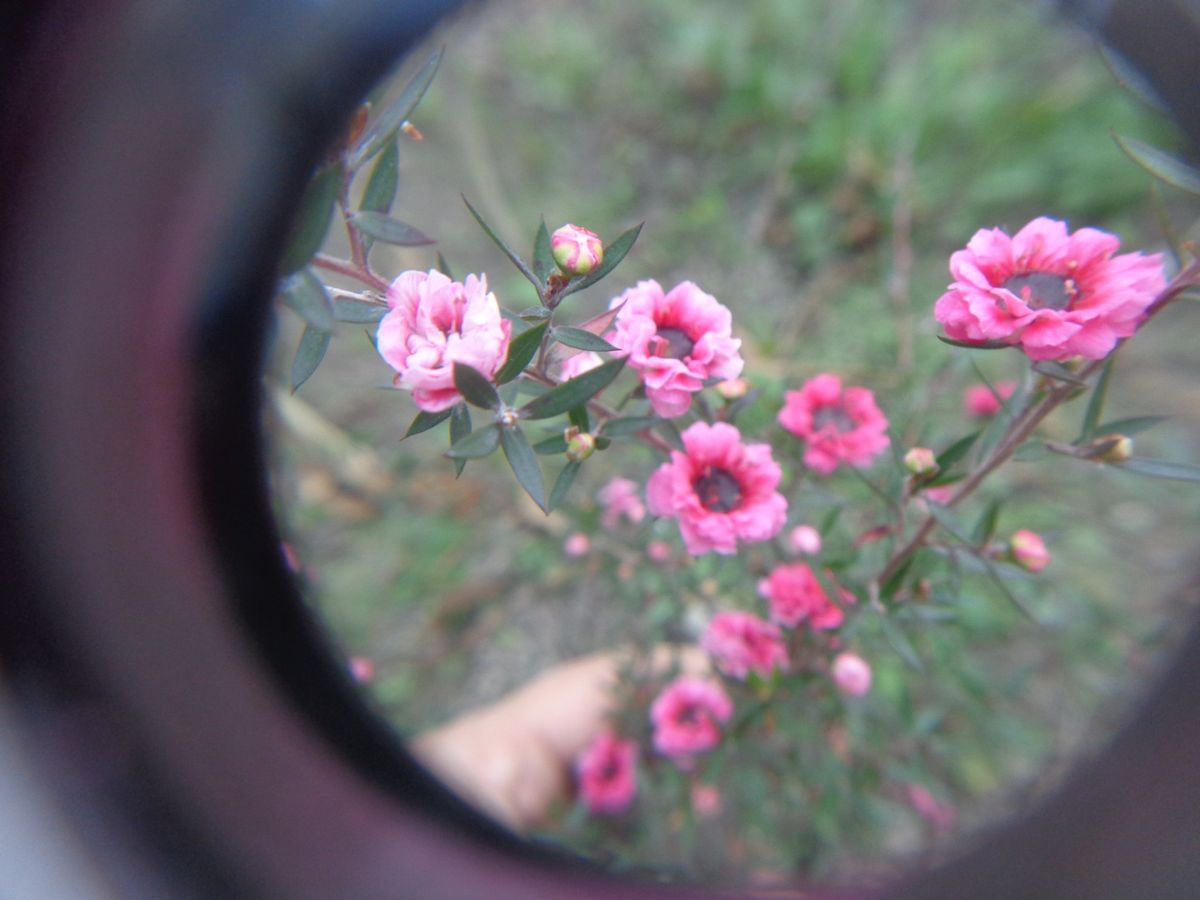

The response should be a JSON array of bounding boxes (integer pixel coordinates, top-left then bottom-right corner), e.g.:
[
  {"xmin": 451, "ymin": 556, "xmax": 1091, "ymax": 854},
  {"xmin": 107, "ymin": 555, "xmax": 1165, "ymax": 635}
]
[
  {"xmin": 1093, "ymin": 415, "xmax": 1170, "ymax": 436},
  {"xmin": 453, "ymin": 363, "xmax": 501, "ymax": 410},
  {"xmin": 546, "ymin": 301, "xmax": 625, "ymax": 368},
  {"xmin": 436, "ymin": 252, "xmax": 453, "ymax": 279},
  {"xmin": 280, "ymin": 163, "xmax": 343, "ymax": 274},
  {"xmin": 360, "ymin": 138, "xmax": 399, "ymax": 213},
  {"xmin": 1113, "ymin": 458, "xmax": 1200, "ymax": 483},
  {"xmin": 549, "ymin": 460, "xmax": 582, "ymax": 511},
  {"xmin": 280, "ymin": 268, "xmax": 335, "ymax": 332},
  {"xmin": 1032, "ymin": 360, "xmax": 1089, "ymax": 385},
  {"xmin": 518, "ymin": 306, "xmax": 552, "ymax": 322},
  {"xmin": 1077, "ymin": 357, "xmax": 1114, "ymax": 442},
  {"xmin": 349, "ymin": 46, "xmax": 442, "ymax": 170},
  {"xmin": 462, "ymin": 195, "xmax": 540, "ymax": 290},
  {"xmin": 533, "ymin": 435, "xmax": 568, "ymax": 455},
  {"xmin": 404, "ymin": 407, "xmax": 453, "ymax": 439},
  {"xmin": 979, "ymin": 556, "xmax": 1037, "ymax": 623},
  {"xmin": 449, "ymin": 402, "xmax": 471, "ymax": 476},
  {"xmin": 349, "ymin": 212, "xmax": 434, "ymax": 246},
  {"xmin": 500, "ymin": 427, "xmax": 546, "ymax": 511},
  {"xmin": 655, "ymin": 418, "xmax": 685, "ymax": 451},
  {"xmin": 1113, "ymin": 132, "xmax": 1200, "ymax": 196},
  {"xmin": 1012, "ymin": 441, "xmax": 1052, "ymax": 462},
  {"xmin": 494, "ymin": 321, "xmax": 548, "ymax": 385},
  {"xmin": 601, "ymin": 416, "xmax": 658, "ymax": 437},
  {"xmin": 552, "ymin": 326, "xmax": 619, "ymax": 352},
  {"xmin": 520, "ymin": 358, "xmax": 626, "ymax": 420},
  {"xmin": 567, "ymin": 406, "xmax": 590, "ymax": 433},
  {"xmin": 970, "ymin": 498, "xmax": 1003, "ymax": 545},
  {"xmin": 533, "ymin": 218, "xmax": 556, "ymax": 283},
  {"xmin": 558, "ymin": 223, "xmax": 643, "ymax": 299},
  {"xmin": 936, "ymin": 335, "xmax": 1010, "ymax": 350},
  {"xmin": 927, "ymin": 502, "xmax": 973, "ymax": 544},
  {"xmin": 877, "ymin": 614, "xmax": 924, "ymax": 672},
  {"xmin": 446, "ymin": 424, "xmax": 500, "ymax": 459},
  {"xmin": 935, "ymin": 432, "xmax": 980, "ymax": 473},
  {"xmin": 334, "ymin": 297, "xmax": 387, "ymax": 323},
  {"xmin": 291, "ymin": 325, "xmax": 332, "ymax": 391}
]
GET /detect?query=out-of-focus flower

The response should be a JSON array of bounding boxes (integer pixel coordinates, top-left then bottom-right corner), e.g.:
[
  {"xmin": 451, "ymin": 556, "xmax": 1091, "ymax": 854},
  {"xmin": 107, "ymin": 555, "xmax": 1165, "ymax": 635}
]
[
  {"xmin": 563, "ymin": 532, "xmax": 590, "ymax": 558},
  {"xmin": 788, "ymin": 525, "xmax": 822, "ymax": 556},
  {"xmin": 963, "ymin": 380, "xmax": 1016, "ymax": 417},
  {"xmin": 1009, "ymin": 529, "xmax": 1050, "ymax": 572},
  {"xmin": 597, "ymin": 477, "xmax": 646, "ymax": 530},
  {"xmin": 575, "ymin": 730, "xmax": 637, "ymax": 814},
  {"xmin": 650, "ymin": 677, "xmax": 733, "ymax": 759},
  {"xmin": 647, "ymin": 422, "xmax": 787, "ymax": 556},
  {"xmin": 557, "ymin": 350, "xmax": 603, "ymax": 382},
  {"xmin": 348, "ymin": 656, "xmax": 376, "ymax": 684},
  {"xmin": 551, "ymin": 224, "xmax": 604, "ymax": 276},
  {"xmin": 922, "ymin": 485, "xmax": 956, "ymax": 505},
  {"xmin": 758, "ymin": 562, "xmax": 852, "ymax": 630},
  {"xmin": 778, "ymin": 373, "xmax": 890, "ymax": 475},
  {"xmin": 831, "ymin": 652, "xmax": 872, "ymax": 697},
  {"xmin": 715, "ymin": 377, "xmax": 750, "ymax": 401},
  {"xmin": 904, "ymin": 447, "xmax": 939, "ymax": 478},
  {"xmin": 376, "ymin": 270, "xmax": 512, "ymax": 413},
  {"xmin": 606, "ymin": 280, "xmax": 743, "ymax": 418},
  {"xmin": 906, "ymin": 784, "xmax": 956, "ymax": 832},
  {"xmin": 690, "ymin": 783, "xmax": 722, "ymax": 818},
  {"xmin": 646, "ymin": 540, "xmax": 673, "ymax": 563},
  {"xmin": 934, "ymin": 217, "xmax": 1165, "ymax": 361},
  {"xmin": 701, "ymin": 611, "xmax": 788, "ymax": 681}
]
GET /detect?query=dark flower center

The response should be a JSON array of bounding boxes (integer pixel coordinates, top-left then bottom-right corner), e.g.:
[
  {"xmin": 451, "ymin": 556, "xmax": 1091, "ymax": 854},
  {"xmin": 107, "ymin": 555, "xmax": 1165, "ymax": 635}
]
[
  {"xmin": 655, "ymin": 326, "xmax": 696, "ymax": 359},
  {"xmin": 812, "ymin": 404, "xmax": 855, "ymax": 432},
  {"xmin": 600, "ymin": 759, "xmax": 619, "ymax": 781},
  {"xmin": 678, "ymin": 704, "xmax": 701, "ymax": 726},
  {"xmin": 1003, "ymin": 272, "xmax": 1073, "ymax": 311},
  {"xmin": 695, "ymin": 468, "xmax": 742, "ymax": 513}
]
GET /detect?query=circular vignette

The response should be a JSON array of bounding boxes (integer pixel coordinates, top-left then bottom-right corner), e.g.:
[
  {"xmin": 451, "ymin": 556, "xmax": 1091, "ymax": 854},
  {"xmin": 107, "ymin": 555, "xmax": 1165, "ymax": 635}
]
[{"xmin": 0, "ymin": 1, "xmax": 1197, "ymax": 899}]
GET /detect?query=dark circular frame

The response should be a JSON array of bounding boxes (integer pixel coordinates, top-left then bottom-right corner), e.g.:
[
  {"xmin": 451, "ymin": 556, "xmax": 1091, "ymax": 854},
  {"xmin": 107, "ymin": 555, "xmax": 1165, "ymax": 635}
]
[{"xmin": 0, "ymin": 0, "xmax": 1198, "ymax": 896}]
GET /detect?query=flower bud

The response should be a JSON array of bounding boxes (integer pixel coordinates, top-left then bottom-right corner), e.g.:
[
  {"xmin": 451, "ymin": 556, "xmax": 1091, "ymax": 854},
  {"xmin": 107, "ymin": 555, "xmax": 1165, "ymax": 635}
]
[
  {"xmin": 788, "ymin": 525, "xmax": 822, "ymax": 556},
  {"xmin": 832, "ymin": 652, "xmax": 872, "ymax": 698},
  {"xmin": 714, "ymin": 377, "xmax": 750, "ymax": 400},
  {"xmin": 1009, "ymin": 529, "xmax": 1050, "ymax": 573},
  {"xmin": 904, "ymin": 447, "xmax": 939, "ymax": 477},
  {"xmin": 563, "ymin": 532, "xmax": 590, "ymax": 558},
  {"xmin": 565, "ymin": 429, "xmax": 596, "ymax": 462},
  {"xmin": 1083, "ymin": 433, "xmax": 1133, "ymax": 464},
  {"xmin": 551, "ymin": 224, "xmax": 604, "ymax": 276}
]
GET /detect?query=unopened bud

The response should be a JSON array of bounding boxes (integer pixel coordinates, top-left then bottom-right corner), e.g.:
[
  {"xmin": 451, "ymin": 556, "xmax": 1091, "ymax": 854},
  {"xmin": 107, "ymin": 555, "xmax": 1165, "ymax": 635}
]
[
  {"xmin": 1009, "ymin": 529, "xmax": 1050, "ymax": 573},
  {"xmin": 565, "ymin": 429, "xmax": 596, "ymax": 462},
  {"xmin": 832, "ymin": 652, "xmax": 872, "ymax": 698},
  {"xmin": 904, "ymin": 447, "xmax": 939, "ymax": 477},
  {"xmin": 788, "ymin": 524, "xmax": 822, "ymax": 556},
  {"xmin": 550, "ymin": 224, "xmax": 604, "ymax": 276},
  {"xmin": 715, "ymin": 378, "xmax": 750, "ymax": 400},
  {"xmin": 400, "ymin": 119, "xmax": 424, "ymax": 141},
  {"xmin": 1084, "ymin": 433, "xmax": 1133, "ymax": 464}
]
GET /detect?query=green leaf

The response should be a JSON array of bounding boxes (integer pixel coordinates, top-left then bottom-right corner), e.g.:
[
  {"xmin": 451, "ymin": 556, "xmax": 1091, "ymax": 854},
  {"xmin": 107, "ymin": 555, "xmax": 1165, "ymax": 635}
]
[
  {"xmin": 436, "ymin": 252, "xmax": 453, "ymax": 279},
  {"xmin": 453, "ymin": 363, "xmax": 501, "ymax": 410},
  {"xmin": 290, "ymin": 325, "xmax": 331, "ymax": 391},
  {"xmin": 449, "ymin": 403, "xmax": 471, "ymax": 476},
  {"xmin": 494, "ymin": 322, "xmax": 548, "ymax": 385},
  {"xmin": 549, "ymin": 460, "xmax": 582, "ymax": 511},
  {"xmin": 1012, "ymin": 441, "xmax": 1052, "ymax": 462},
  {"xmin": 462, "ymin": 195, "xmax": 540, "ymax": 292},
  {"xmin": 979, "ymin": 556, "xmax": 1037, "ymax": 623},
  {"xmin": 280, "ymin": 268, "xmax": 335, "ymax": 332},
  {"xmin": 1113, "ymin": 132, "xmax": 1200, "ymax": 196},
  {"xmin": 1113, "ymin": 458, "xmax": 1200, "ymax": 483},
  {"xmin": 1092, "ymin": 415, "xmax": 1170, "ymax": 437},
  {"xmin": 334, "ymin": 297, "xmax": 387, "ymax": 323},
  {"xmin": 567, "ymin": 405, "xmax": 590, "ymax": 433},
  {"xmin": 601, "ymin": 416, "xmax": 658, "ymax": 437},
  {"xmin": 1032, "ymin": 360, "xmax": 1089, "ymax": 385},
  {"xmin": 877, "ymin": 613, "xmax": 924, "ymax": 672},
  {"xmin": 552, "ymin": 327, "xmax": 619, "ymax": 352},
  {"xmin": 971, "ymin": 498, "xmax": 1003, "ymax": 545},
  {"xmin": 819, "ymin": 507, "xmax": 841, "ymax": 536},
  {"xmin": 518, "ymin": 306, "xmax": 552, "ymax": 322},
  {"xmin": 879, "ymin": 555, "xmax": 915, "ymax": 602},
  {"xmin": 349, "ymin": 46, "xmax": 442, "ymax": 170},
  {"xmin": 404, "ymin": 407, "xmax": 452, "ymax": 439},
  {"xmin": 280, "ymin": 163, "xmax": 343, "ymax": 275},
  {"xmin": 520, "ymin": 358, "xmax": 626, "ymax": 420},
  {"xmin": 446, "ymin": 424, "xmax": 500, "ymax": 459},
  {"xmin": 349, "ymin": 212, "xmax": 433, "ymax": 246},
  {"xmin": 360, "ymin": 137, "xmax": 399, "ymax": 214},
  {"xmin": 927, "ymin": 502, "xmax": 973, "ymax": 544},
  {"xmin": 936, "ymin": 335, "xmax": 1011, "ymax": 350},
  {"xmin": 533, "ymin": 218, "xmax": 556, "ymax": 284},
  {"xmin": 500, "ymin": 427, "xmax": 546, "ymax": 511},
  {"xmin": 1076, "ymin": 357, "xmax": 1114, "ymax": 442},
  {"xmin": 533, "ymin": 435, "xmax": 568, "ymax": 455},
  {"xmin": 558, "ymin": 223, "xmax": 643, "ymax": 300},
  {"xmin": 935, "ymin": 432, "xmax": 980, "ymax": 473}
]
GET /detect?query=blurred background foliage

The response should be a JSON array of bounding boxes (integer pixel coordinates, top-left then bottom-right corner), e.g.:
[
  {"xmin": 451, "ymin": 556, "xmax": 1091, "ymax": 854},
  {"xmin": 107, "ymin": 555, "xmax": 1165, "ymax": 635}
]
[{"xmin": 268, "ymin": 0, "xmax": 1200, "ymax": 885}]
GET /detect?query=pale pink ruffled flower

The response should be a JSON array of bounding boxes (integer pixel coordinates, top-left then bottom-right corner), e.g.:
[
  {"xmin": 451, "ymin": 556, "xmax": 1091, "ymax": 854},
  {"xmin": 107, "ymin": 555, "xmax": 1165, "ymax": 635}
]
[
  {"xmin": 963, "ymin": 380, "xmax": 1016, "ymax": 417},
  {"xmin": 778, "ymin": 373, "xmax": 890, "ymax": 476},
  {"xmin": 934, "ymin": 217, "xmax": 1165, "ymax": 361},
  {"xmin": 646, "ymin": 422, "xmax": 788, "ymax": 556},
  {"xmin": 758, "ymin": 562, "xmax": 852, "ymax": 630},
  {"xmin": 376, "ymin": 270, "xmax": 512, "ymax": 413},
  {"xmin": 606, "ymin": 279, "xmax": 743, "ymax": 417},
  {"xmin": 575, "ymin": 730, "xmax": 637, "ymax": 814},
  {"xmin": 831, "ymin": 652, "xmax": 872, "ymax": 697},
  {"xmin": 650, "ymin": 676, "xmax": 733, "ymax": 759},
  {"xmin": 596, "ymin": 477, "xmax": 646, "ymax": 530},
  {"xmin": 701, "ymin": 611, "xmax": 788, "ymax": 681}
]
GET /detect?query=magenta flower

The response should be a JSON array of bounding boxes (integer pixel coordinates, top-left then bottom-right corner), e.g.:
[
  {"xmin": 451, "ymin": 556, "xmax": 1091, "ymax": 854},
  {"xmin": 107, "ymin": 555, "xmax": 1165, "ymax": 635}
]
[
  {"xmin": 376, "ymin": 270, "xmax": 512, "ymax": 413},
  {"xmin": 831, "ymin": 652, "xmax": 872, "ymax": 697},
  {"xmin": 963, "ymin": 380, "xmax": 1016, "ymax": 417},
  {"xmin": 758, "ymin": 562, "xmax": 852, "ymax": 631},
  {"xmin": 646, "ymin": 422, "xmax": 788, "ymax": 556},
  {"xmin": 934, "ymin": 217, "xmax": 1165, "ymax": 361},
  {"xmin": 575, "ymin": 730, "xmax": 637, "ymax": 814},
  {"xmin": 778, "ymin": 373, "xmax": 890, "ymax": 476},
  {"xmin": 596, "ymin": 477, "xmax": 646, "ymax": 530},
  {"xmin": 606, "ymin": 279, "xmax": 743, "ymax": 417},
  {"xmin": 650, "ymin": 677, "xmax": 733, "ymax": 759},
  {"xmin": 701, "ymin": 611, "xmax": 789, "ymax": 681}
]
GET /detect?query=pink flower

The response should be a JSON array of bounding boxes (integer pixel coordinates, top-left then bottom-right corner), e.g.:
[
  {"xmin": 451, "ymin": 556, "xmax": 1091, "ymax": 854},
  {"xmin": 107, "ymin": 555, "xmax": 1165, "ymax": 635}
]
[
  {"xmin": 788, "ymin": 525, "xmax": 822, "ymax": 556},
  {"xmin": 831, "ymin": 652, "xmax": 872, "ymax": 697},
  {"xmin": 778, "ymin": 374, "xmax": 890, "ymax": 476},
  {"xmin": 1009, "ymin": 529, "xmax": 1050, "ymax": 572},
  {"xmin": 690, "ymin": 783, "xmax": 722, "ymax": 818},
  {"xmin": 376, "ymin": 270, "xmax": 512, "ymax": 413},
  {"xmin": 646, "ymin": 422, "xmax": 788, "ymax": 556},
  {"xmin": 646, "ymin": 540, "xmax": 673, "ymax": 563},
  {"xmin": 906, "ymin": 784, "xmax": 956, "ymax": 832},
  {"xmin": 758, "ymin": 562, "xmax": 852, "ymax": 630},
  {"xmin": 557, "ymin": 350, "xmax": 603, "ymax": 382},
  {"xmin": 563, "ymin": 532, "xmax": 590, "ymax": 558},
  {"xmin": 575, "ymin": 730, "xmax": 637, "ymax": 814},
  {"xmin": 606, "ymin": 280, "xmax": 743, "ymax": 417},
  {"xmin": 650, "ymin": 677, "xmax": 733, "ymax": 759},
  {"xmin": 923, "ymin": 485, "xmax": 956, "ymax": 505},
  {"xmin": 596, "ymin": 477, "xmax": 646, "ymax": 530},
  {"xmin": 963, "ymin": 381, "xmax": 1016, "ymax": 417},
  {"xmin": 701, "ymin": 611, "xmax": 789, "ymax": 681},
  {"xmin": 934, "ymin": 217, "xmax": 1165, "ymax": 361}
]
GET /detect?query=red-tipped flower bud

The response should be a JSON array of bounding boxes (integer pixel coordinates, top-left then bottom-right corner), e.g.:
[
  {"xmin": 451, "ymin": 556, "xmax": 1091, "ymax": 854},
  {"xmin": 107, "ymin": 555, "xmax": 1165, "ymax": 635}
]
[
  {"xmin": 551, "ymin": 224, "xmax": 604, "ymax": 276},
  {"xmin": 1009, "ymin": 529, "xmax": 1050, "ymax": 573}
]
